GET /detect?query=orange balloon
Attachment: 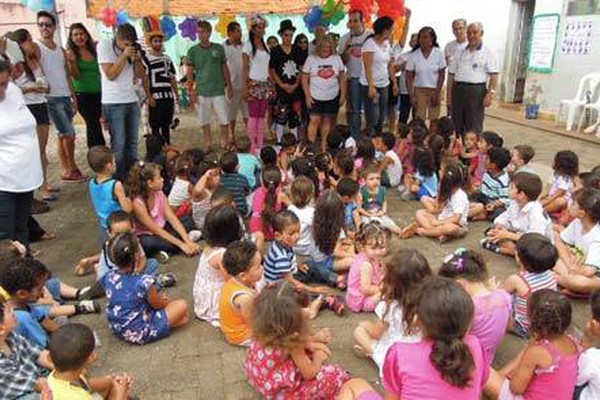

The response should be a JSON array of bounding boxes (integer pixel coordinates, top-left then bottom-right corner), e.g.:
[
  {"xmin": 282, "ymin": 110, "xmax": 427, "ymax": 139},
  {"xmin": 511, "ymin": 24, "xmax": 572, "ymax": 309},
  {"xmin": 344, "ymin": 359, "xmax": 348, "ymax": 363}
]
[{"xmin": 392, "ymin": 15, "xmax": 405, "ymax": 43}]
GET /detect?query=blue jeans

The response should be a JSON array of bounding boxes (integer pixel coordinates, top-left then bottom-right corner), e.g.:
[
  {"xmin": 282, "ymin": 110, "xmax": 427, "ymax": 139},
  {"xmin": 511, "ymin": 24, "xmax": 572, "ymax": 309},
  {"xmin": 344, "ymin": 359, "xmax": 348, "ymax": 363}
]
[
  {"xmin": 47, "ymin": 96, "xmax": 75, "ymax": 136},
  {"xmin": 296, "ymin": 256, "xmax": 337, "ymax": 286},
  {"xmin": 348, "ymin": 78, "xmax": 363, "ymax": 140},
  {"xmin": 0, "ymin": 190, "xmax": 33, "ymax": 245},
  {"xmin": 361, "ymin": 85, "xmax": 389, "ymax": 135},
  {"xmin": 103, "ymin": 102, "xmax": 140, "ymax": 180}
]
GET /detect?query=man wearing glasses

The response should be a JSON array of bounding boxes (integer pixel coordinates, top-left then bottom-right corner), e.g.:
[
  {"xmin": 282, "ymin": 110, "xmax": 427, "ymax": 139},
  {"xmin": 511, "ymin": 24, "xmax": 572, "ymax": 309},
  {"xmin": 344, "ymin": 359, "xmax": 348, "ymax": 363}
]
[{"xmin": 338, "ymin": 10, "xmax": 372, "ymax": 139}]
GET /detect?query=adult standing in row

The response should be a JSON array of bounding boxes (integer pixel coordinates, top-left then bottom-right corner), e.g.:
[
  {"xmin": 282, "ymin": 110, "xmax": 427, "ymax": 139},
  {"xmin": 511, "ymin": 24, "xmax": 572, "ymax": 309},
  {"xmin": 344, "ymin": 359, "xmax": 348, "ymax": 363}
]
[
  {"xmin": 302, "ymin": 34, "xmax": 346, "ymax": 152},
  {"xmin": 406, "ymin": 27, "xmax": 446, "ymax": 121},
  {"xmin": 447, "ymin": 22, "xmax": 499, "ymax": 136},
  {"xmin": 66, "ymin": 23, "xmax": 105, "ymax": 148},
  {"xmin": 187, "ymin": 20, "xmax": 232, "ymax": 148},
  {"xmin": 360, "ymin": 16, "xmax": 397, "ymax": 135},
  {"xmin": 243, "ymin": 15, "xmax": 272, "ymax": 153},
  {"xmin": 444, "ymin": 19, "xmax": 468, "ymax": 67},
  {"xmin": 339, "ymin": 10, "xmax": 371, "ymax": 139},
  {"xmin": 35, "ymin": 11, "xmax": 85, "ymax": 182},
  {"xmin": 97, "ymin": 23, "xmax": 143, "ymax": 179},
  {"xmin": 269, "ymin": 19, "xmax": 306, "ymax": 140},
  {"xmin": 387, "ymin": 8, "xmax": 411, "ymax": 133},
  {"xmin": 142, "ymin": 31, "xmax": 178, "ymax": 145},
  {"xmin": 224, "ymin": 21, "xmax": 247, "ymax": 139},
  {"xmin": 0, "ymin": 59, "xmax": 43, "ymax": 246}
]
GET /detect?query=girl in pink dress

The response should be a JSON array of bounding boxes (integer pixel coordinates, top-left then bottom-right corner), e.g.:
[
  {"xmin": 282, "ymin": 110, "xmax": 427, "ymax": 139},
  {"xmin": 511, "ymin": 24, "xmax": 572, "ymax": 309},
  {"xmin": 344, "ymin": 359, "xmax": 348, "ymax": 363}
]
[
  {"xmin": 249, "ymin": 166, "xmax": 290, "ymax": 240},
  {"xmin": 484, "ymin": 289, "xmax": 580, "ymax": 400},
  {"xmin": 346, "ymin": 221, "xmax": 391, "ymax": 312},
  {"xmin": 246, "ymin": 282, "xmax": 362, "ymax": 399}
]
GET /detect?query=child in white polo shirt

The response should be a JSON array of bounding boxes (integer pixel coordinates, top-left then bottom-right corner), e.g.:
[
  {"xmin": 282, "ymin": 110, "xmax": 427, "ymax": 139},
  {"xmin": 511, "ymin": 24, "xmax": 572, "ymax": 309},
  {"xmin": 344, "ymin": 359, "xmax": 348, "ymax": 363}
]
[{"xmin": 482, "ymin": 172, "xmax": 552, "ymax": 256}]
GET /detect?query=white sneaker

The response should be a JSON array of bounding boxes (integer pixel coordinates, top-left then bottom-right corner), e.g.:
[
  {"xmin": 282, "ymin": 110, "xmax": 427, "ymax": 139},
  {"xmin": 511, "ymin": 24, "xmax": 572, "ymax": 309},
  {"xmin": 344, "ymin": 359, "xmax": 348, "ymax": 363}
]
[
  {"xmin": 188, "ymin": 230, "xmax": 202, "ymax": 242},
  {"xmin": 155, "ymin": 251, "xmax": 170, "ymax": 264}
]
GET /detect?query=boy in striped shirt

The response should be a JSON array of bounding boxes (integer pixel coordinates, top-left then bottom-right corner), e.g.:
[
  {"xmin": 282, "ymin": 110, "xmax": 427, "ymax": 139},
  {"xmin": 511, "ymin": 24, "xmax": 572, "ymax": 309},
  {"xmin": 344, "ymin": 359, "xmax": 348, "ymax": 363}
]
[
  {"xmin": 469, "ymin": 147, "xmax": 512, "ymax": 221},
  {"xmin": 219, "ymin": 152, "xmax": 250, "ymax": 217}
]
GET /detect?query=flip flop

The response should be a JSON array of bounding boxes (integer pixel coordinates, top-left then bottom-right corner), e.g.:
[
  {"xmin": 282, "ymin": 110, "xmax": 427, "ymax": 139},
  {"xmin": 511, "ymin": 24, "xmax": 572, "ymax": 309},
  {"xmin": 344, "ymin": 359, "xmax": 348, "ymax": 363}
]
[
  {"xmin": 561, "ymin": 288, "xmax": 591, "ymax": 300},
  {"xmin": 42, "ymin": 193, "xmax": 58, "ymax": 202},
  {"xmin": 41, "ymin": 232, "xmax": 57, "ymax": 241}
]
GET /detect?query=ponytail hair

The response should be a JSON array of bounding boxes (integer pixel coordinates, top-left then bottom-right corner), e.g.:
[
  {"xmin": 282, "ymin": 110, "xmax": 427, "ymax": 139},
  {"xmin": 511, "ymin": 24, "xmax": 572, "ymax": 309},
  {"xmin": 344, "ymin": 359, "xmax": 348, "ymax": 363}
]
[
  {"xmin": 437, "ymin": 164, "xmax": 464, "ymax": 206},
  {"xmin": 108, "ymin": 232, "xmax": 139, "ymax": 272},
  {"xmin": 261, "ymin": 166, "xmax": 282, "ymax": 230},
  {"xmin": 127, "ymin": 161, "xmax": 161, "ymax": 202},
  {"xmin": 407, "ymin": 276, "xmax": 475, "ymax": 388}
]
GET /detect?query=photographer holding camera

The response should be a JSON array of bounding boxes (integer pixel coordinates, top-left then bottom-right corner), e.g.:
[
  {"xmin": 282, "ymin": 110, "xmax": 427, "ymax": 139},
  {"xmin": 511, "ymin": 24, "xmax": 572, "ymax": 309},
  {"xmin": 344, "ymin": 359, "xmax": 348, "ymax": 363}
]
[{"xmin": 98, "ymin": 23, "xmax": 150, "ymax": 179}]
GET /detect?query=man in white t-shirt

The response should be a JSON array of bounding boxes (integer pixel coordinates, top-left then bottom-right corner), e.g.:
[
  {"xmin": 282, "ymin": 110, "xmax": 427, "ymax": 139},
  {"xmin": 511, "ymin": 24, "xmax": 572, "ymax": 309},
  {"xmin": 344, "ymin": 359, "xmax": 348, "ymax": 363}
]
[
  {"xmin": 338, "ymin": 10, "xmax": 372, "ymax": 139},
  {"xmin": 224, "ymin": 21, "xmax": 248, "ymax": 139},
  {"xmin": 444, "ymin": 19, "xmax": 468, "ymax": 66},
  {"xmin": 447, "ymin": 22, "xmax": 499, "ymax": 136}
]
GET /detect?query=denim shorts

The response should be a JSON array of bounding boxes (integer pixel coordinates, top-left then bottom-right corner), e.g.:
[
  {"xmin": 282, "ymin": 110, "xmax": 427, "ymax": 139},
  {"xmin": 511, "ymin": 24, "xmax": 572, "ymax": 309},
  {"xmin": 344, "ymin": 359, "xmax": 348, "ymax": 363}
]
[
  {"xmin": 45, "ymin": 277, "xmax": 62, "ymax": 302},
  {"xmin": 47, "ymin": 96, "xmax": 75, "ymax": 136}
]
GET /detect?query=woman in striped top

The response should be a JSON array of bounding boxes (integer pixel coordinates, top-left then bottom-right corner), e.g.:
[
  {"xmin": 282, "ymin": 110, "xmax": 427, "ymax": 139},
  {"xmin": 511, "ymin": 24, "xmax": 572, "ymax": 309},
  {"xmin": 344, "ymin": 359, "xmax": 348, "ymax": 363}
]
[{"xmin": 502, "ymin": 233, "xmax": 558, "ymax": 337}]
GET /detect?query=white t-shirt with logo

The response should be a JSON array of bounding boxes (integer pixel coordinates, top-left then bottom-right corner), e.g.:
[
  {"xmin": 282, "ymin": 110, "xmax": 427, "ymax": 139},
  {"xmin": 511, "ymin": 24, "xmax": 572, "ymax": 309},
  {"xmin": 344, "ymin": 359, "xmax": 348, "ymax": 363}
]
[
  {"xmin": 302, "ymin": 54, "xmax": 345, "ymax": 101},
  {"xmin": 359, "ymin": 38, "xmax": 391, "ymax": 88},
  {"xmin": 560, "ymin": 219, "xmax": 600, "ymax": 270},
  {"xmin": 338, "ymin": 30, "xmax": 373, "ymax": 78},
  {"xmin": 242, "ymin": 41, "xmax": 270, "ymax": 82},
  {"xmin": 406, "ymin": 47, "xmax": 447, "ymax": 89},
  {"xmin": 97, "ymin": 39, "xmax": 137, "ymax": 104}
]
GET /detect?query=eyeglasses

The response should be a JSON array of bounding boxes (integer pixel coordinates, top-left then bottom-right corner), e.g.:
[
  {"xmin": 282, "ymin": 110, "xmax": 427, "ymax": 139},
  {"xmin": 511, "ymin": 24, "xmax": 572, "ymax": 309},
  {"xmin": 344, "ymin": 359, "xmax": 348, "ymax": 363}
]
[{"xmin": 38, "ymin": 22, "xmax": 54, "ymax": 28}]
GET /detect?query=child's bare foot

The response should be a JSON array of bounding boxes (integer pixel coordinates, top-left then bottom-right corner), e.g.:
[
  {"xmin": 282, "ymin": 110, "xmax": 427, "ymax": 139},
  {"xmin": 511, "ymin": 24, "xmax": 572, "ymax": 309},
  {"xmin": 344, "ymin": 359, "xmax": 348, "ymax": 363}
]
[
  {"xmin": 41, "ymin": 232, "xmax": 57, "ymax": 241},
  {"xmin": 323, "ymin": 295, "xmax": 345, "ymax": 316},
  {"xmin": 74, "ymin": 257, "xmax": 96, "ymax": 276},
  {"xmin": 400, "ymin": 222, "xmax": 418, "ymax": 239}
]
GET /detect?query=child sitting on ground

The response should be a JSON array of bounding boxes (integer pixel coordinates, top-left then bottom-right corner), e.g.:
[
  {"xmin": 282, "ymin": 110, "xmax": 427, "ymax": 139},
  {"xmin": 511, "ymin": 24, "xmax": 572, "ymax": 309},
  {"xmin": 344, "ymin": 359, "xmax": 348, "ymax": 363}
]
[
  {"xmin": 397, "ymin": 124, "xmax": 427, "ymax": 189},
  {"xmin": 219, "ymin": 152, "xmax": 251, "ymax": 217},
  {"xmin": 250, "ymin": 166, "xmax": 290, "ymax": 241},
  {"xmin": 576, "ymin": 289, "xmax": 600, "ymax": 400},
  {"xmin": 191, "ymin": 161, "xmax": 221, "ymax": 231},
  {"xmin": 373, "ymin": 132, "xmax": 403, "ymax": 189},
  {"xmin": 484, "ymin": 290, "xmax": 579, "ymax": 400},
  {"xmin": 359, "ymin": 165, "xmax": 402, "ymax": 235},
  {"xmin": 554, "ymin": 187, "xmax": 600, "ymax": 295},
  {"xmin": 458, "ymin": 131, "xmax": 478, "ymax": 169},
  {"xmin": 502, "ymin": 233, "xmax": 558, "ymax": 337},
  {"xmin": 288, "ymin": 177, "xmax": 316, "ymax": 257},
  {"xmin": 333, "ymin": 151, "xmax": 358, "ymax": 184},
  {"xmin": 87, "ymin": 146, "xmax": 133, "ymax": 242},
  {"xmin": 508, "ymin": 144, "xmax": 535, "ymax": 176},
  {"xmin": 278, "ymin": 133, "xmax": 299, "ymax": 173},
  {"xmin": 353, "ymin": 248, "xmax": 430, "ymax": 374},
  {"xmin": 235, "ymin": 135, "xmax": 261, "ymax": 190},
  {"xmin": 193, "ymin": 205, "xmax": 243, "ymax": 327},
  {"xmin": 541, "ymin": 150, "xmax": 579, "ymax": 217},
  {"xmin": 346, "ymin": 222, "xmax": 390, "ymax": 312},
  {"xmin": 219, "ymin": 241, "xmax": 262, "ymax": 346},
  {"xmin": 167, "ymin": 155, "xmax": 194, "ymax": 214},
  {"xmin": 102, "ymin": 232, "xmax": 189, "ymax": 344},
  {"xmin": 383, "ymin": 277, "xmax": 489, "ymax": 399},
  {"xmin": 469, "ymin": 147, "xmax": 512, "ymax": 221},
  {"xmin": 47, "ymin": 323, "xmax": 133, "ymax": 399},
  {"xmin": 0, "ymin": 293, "xmax": 53, "ymax": 400},
  {"xmin": 405, "ymin": 147, "xmax": 438, "ymax": 200},
  {"xmin": 439, "ymin": 249, "xmax": 512, "ymax": 366},
  {"xmin": 129, "ymin": 161, "xmax": 200, "ymax": 258},
  {"xmin": 482, "ymin": 172, "xmax": 552, "ymax": 256},
  {"xmin": 471, "ymin": 131, "xmax": 504, "ymax": 190},
  {"xmin": 337, "ymin": 178, "xmax": 362, "ymax": 237},
  {"xmin": 245, "ymin": 283, "xmax": 361, "ymax": 398}
]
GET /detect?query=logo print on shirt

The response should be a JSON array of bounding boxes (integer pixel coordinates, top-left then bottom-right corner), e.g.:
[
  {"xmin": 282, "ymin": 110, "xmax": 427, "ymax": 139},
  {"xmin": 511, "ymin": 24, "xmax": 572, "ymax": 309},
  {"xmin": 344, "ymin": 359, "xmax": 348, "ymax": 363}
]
[
  {"xmin": 281, "ymin": 60, "xmax": 299, "ymax": 79},
  {"xmin": 317, "ymin": 65, "xmax": 335, "ymax": 79}
]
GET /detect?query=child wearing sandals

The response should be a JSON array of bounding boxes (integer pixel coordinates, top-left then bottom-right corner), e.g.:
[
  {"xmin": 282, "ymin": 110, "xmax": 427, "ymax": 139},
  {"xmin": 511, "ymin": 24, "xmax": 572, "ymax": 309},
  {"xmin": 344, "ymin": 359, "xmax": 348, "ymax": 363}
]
[
  {"xmin": 193, "ymin": 205, "xmax": 243, "ymax": 327},
  {"xmin": 245, "ymin": 282, "xmax": 365, "ymax": 399},
  {"xmin": 439, "ymin": 249, "xmax": 512, "ymax": 365},
  {"xmin": 102, "ymin": 232, "xmax": 189, "ymax": 345},
  {"xmin": 484, "ymin": 289, "xmax": 579, "ymax": 400},
  {"xmin": 353, "ymin": 248, "xmax": 431, "ymax": 372},
  {"xmin": 346, "ymin": 221, "xmax": 391, "ymax": 312}
]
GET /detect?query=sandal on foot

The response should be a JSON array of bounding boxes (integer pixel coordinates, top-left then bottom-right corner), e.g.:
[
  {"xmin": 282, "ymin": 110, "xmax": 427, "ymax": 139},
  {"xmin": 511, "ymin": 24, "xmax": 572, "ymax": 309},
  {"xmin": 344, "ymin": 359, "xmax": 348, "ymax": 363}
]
[
  {"xmin": 323, "ymin": 295, "xmax": 345, "ymax": 316},
  {"xmin": 41, "ymin": 232, "xmax": 57, "ymax": 241}
]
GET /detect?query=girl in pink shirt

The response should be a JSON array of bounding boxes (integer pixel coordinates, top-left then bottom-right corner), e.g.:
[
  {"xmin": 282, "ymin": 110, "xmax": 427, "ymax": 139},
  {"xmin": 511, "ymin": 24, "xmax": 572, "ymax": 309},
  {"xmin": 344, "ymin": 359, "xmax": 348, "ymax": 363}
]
[
  {"xmin": 439, "ymin": 249, "xmax": 512, "ymax": 365},
  {"xmin": 249, "ymin": 166, "xmax": 290, "ymax": 240},
  {"xmin": 484, "ymin": 289, "xmax": 579, "ymax": 400},
  {"xmin": 383, "ymin": 276, "xmax": 489, "ymax": 400}
]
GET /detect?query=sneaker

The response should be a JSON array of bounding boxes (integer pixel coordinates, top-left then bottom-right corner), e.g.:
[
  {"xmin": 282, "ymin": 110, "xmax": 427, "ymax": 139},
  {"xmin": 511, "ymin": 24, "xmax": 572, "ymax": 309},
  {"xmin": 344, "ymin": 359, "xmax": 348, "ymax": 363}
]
[
  {"xmin": 188, "ymin": 230, "xmax": 202, "ymax": 242},
  {"xmin": 31, "ymin": 198, "xmax": 50, "ymax": 215},
  {"xmin": 481, "ymin": 238, "xmax": 501, "ymax": 254},
  {"xmin": 170, "ymin": 117, "xmax": 180, "ymax": 130},
  {"xmin": 157, "ymin": 273, "xmax": 177, "ymax": 288},
  {"xmin": 76, "ymin": 286, "xmax": 91, "ymax": 300},
  {"xmin": 78, "ymin": 281, "xmax": 105, "ymax": 300},
  {"xmin": 76, "ymin": 300, "xmax": 101, "ymax": 314},
  {"xmin": 155, "ymin": 251, "xmax": 170, "ymax": 264}
]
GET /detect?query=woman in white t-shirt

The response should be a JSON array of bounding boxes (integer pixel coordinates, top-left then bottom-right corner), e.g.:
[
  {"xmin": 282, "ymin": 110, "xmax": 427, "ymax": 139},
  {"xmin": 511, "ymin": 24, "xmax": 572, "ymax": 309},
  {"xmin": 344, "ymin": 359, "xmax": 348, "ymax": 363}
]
[
  {"xmin": 406, "ymin": 27, "xmax": 446, "ymax": 121},
  {"xmin": 243, "ymin": 15, "xmax": 273, "ymax": 153},
  {"xmin": 0, "ymin": 60, "xmax": 43, "ymax": 246},
  {"xmin": 360, "ymin": 17, "xmax": 397, "ymax": 136},
  {"xmin": 301, "ymin": 34, "xmax": 346, "ymax": 152}
]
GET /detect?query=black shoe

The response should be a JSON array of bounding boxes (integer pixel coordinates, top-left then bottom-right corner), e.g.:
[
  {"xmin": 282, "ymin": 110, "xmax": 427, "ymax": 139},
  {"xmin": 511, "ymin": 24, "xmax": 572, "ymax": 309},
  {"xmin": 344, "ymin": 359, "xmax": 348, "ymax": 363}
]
[
  {"xmin": 31, "ymin": 199, "xmax": 50, "ymax": 215},
  {"xmin": 170, "ymin": 117, "xmax": 180, "ymax": 130},
  {"xmin": 78, "ymin": 280, "xmax": 105, "ymax": 300},
  {"xmin": 157, "ymin": 273, "xmax": 177, "ymax": 288}
]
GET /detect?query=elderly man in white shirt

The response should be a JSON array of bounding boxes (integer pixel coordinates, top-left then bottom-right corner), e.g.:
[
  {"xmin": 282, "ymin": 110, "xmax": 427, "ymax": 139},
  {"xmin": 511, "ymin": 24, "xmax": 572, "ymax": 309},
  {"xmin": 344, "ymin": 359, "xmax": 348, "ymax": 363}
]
[
  {"xmin": 444, "ymin": 19, "xmax": 468, "ymax": 66},
  {"xmin": 447, "ymin": 22, "xmax": 499, "ymax": 136}
]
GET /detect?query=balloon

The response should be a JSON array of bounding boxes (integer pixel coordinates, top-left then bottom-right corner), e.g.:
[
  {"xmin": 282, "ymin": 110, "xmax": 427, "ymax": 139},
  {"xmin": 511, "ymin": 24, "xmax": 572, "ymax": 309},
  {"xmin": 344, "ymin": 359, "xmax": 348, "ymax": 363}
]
[
  {"xmin": 377, "ymin": 0, "xmax": 405, "ymax": 20},
  {"xmin": 215, "ymin": 14, "xmax": 236, "ymax": 39},
  {"xmin": 303, "ymin": 6, "xmax": 324, "ymax": 33},
  {"xmin": 179, "ymin": 17, "xmax": 198, "ymax": 41},
  {"xmin": 22, "ymin": 0, "xmax": 53, "ymax": 12},
  {"xmin": 322, "ymin": 0, "xmax": 345, "ymax": 26},
  {"xmin": 348, "ymin": 0, "xmax": 375, "ymax": 22},
  {"xmin": 116, "ymin": 10, "xmax": 129, "ymax": 26},
  {"xmin": 100, "ymin": 7, "xmax": 117, "ymax": 28},
  {"xmin": 392, "ymin": 15, "xmax": 406, "ymax": 43},
  {"xmin": 160, "ymin": 16, "xmax": 177, "ymax": 40}
]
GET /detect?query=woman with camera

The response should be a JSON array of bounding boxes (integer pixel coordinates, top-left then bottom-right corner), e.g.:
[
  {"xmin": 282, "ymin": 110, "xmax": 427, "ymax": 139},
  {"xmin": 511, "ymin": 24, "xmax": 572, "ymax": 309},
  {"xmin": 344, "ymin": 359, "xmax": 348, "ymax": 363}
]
[{"xmin": 97, "ymin": 23, "xmax": 149, "ymax": 179}]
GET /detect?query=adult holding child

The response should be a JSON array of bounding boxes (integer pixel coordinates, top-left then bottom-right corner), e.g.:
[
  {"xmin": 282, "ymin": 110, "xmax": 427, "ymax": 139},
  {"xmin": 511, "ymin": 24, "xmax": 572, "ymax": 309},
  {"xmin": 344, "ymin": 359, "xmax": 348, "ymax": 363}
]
[{"xmin": 66, "ymin": 23, "xmax": 105, "ymax": 148}]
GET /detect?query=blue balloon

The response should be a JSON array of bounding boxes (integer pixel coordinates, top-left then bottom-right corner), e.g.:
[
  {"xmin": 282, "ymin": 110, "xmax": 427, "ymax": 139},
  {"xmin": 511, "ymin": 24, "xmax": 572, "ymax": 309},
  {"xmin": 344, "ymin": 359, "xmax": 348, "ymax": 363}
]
[
  {"xmin": 304, "ymin": 6, "xmax": 324, "ymax": 33},
  {"xmin": 160, "ymin": 16, "xmax": 177, "ymax": 40},
  {"xmin": 40, "ymin": 0, "xmax": 54, "ymax": 11},
  {"xmin": 116, "ymin": 10, "xmax": 129, "ymax": 26}
]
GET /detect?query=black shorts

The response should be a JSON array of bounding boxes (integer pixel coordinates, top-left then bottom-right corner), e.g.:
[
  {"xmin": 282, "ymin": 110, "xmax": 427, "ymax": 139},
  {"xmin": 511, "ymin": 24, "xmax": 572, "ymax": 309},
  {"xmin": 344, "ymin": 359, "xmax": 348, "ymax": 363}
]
[
  {"xmin": 310, "ymin": 97, "xmax": 340, "ymax": 117},
  {"xmin": 27, "ymin": 103, "xmax": 50, "ymax": 126},
  {"xmin": 388, "ymin": 77, "xmax": 400, "ymax": 105}
]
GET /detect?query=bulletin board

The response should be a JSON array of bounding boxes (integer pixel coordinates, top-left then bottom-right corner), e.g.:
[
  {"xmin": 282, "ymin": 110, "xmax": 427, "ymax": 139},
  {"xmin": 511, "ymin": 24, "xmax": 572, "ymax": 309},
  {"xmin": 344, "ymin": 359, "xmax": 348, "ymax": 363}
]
[{"xmin": 528, "ymin": 13, "xmax": 561, "ymax": 73}]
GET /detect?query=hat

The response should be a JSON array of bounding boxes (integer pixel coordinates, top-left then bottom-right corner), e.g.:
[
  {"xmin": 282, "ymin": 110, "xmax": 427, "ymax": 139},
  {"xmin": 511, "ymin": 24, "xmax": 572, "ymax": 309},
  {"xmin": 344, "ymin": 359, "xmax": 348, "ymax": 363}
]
[
  {"xmin": 145, "ymin": 30, "xmax": 164, "ymax": 45},
  {"xmin": 278, "ymin": 19, "xmax": 296, "ymax": 35}
]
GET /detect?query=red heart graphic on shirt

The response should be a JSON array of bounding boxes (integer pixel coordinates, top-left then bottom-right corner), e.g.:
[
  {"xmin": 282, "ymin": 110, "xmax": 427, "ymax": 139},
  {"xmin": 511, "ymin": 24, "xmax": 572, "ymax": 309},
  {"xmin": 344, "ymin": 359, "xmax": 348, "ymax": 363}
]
[
  {"xmin": 350, "ymin": 48, "xmax": 362, "ymax": 58},
  {"xmin": 317, "ymin": 67, "xmax": 335, "ymax": 79}
]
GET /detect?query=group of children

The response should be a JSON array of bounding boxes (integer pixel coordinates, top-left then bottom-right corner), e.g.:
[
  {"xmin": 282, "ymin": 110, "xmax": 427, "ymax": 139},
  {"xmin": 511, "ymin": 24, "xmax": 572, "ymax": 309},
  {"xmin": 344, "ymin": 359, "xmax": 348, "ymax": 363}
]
[{"xmin": 2, "ymin": 112, "xmax": 600, "ymax": 399}]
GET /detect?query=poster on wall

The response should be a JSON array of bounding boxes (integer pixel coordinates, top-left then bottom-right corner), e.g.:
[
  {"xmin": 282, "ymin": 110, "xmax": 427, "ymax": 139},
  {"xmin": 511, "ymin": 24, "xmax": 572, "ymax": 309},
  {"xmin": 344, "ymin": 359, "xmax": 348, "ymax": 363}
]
[
  {"xmin": 567, "ymin": 0, "xmax": 600, "ymax": 16},
  {"xmin": 528, "ymin": 13, "xmax": 560, "ymax": 73},
  {"xmin": 561, "ymin": 20, "xmax": 593, "ymax": 55}
]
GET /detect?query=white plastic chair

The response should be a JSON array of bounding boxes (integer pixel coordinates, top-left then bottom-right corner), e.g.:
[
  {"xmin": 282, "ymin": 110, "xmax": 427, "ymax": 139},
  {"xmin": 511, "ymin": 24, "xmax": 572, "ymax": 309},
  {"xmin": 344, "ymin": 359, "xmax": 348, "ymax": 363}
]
[
  {"xmin": 578, "ymin": 90, "xmax": 600, "ymax": 134},
  {"xmin": 555, "ymin": 72, "xmax": 600, "ymax": 131}
]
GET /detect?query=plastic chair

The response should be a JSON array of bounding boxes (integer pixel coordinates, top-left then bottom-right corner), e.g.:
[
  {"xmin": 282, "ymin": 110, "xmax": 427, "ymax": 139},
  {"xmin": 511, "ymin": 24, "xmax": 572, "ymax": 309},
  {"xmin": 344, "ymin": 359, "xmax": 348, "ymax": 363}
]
[
  {"xmin": 578, "ymin": 90, "xmax": 600, "ymax": 134},
  {"xmin": 555, "ymin": 72, "xmax": 600, "ymax": 131}
]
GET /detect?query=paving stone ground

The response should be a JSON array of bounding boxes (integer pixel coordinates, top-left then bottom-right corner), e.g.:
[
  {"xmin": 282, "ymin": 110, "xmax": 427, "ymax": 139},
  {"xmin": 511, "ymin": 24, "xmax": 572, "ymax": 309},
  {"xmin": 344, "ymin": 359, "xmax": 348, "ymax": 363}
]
[{"xmin": 33, "ymin": 111, "xmax": 599, "ymax": 399}]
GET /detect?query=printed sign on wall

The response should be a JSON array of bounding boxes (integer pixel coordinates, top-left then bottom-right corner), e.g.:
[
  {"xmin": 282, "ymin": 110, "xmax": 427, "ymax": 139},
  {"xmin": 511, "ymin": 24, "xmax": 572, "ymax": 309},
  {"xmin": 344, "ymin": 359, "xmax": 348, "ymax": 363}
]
[{"xmin": 561, "ymin": 20, "xmax": 593, "ymax": 55}]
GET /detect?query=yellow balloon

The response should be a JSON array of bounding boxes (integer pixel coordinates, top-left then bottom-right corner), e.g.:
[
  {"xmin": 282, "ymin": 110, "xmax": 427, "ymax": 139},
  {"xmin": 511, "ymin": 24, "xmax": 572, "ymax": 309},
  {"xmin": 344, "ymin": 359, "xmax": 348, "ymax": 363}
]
[{"xmin": 216, "ymin": 14, "xmax": 237, "ymax": 38}]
